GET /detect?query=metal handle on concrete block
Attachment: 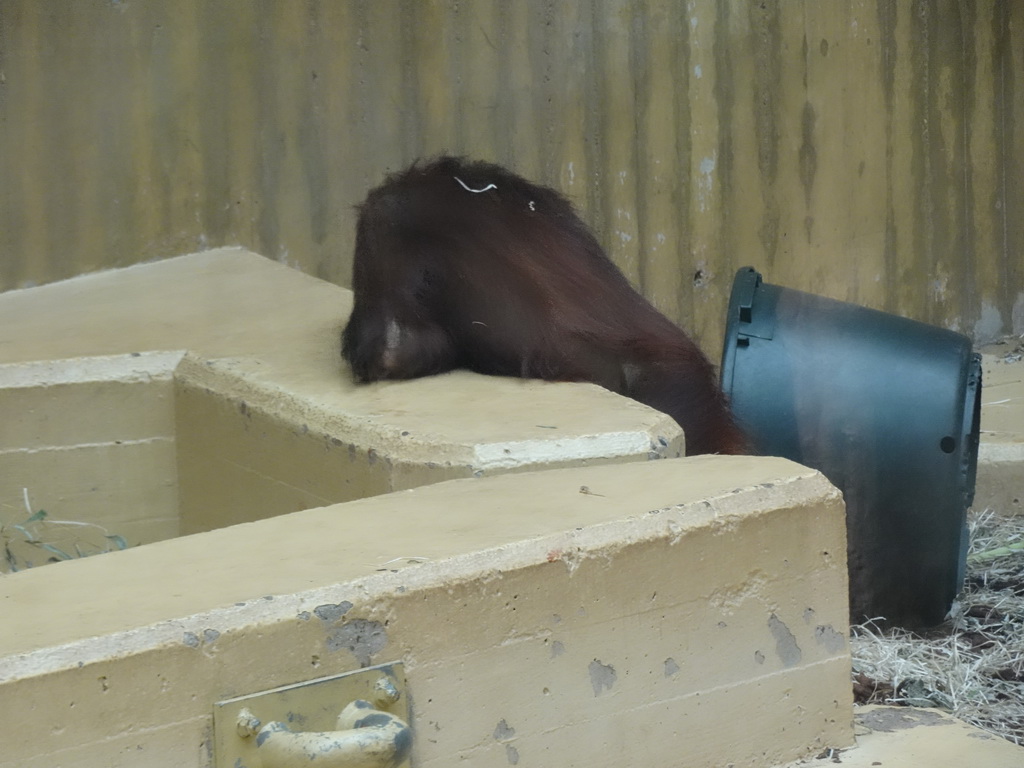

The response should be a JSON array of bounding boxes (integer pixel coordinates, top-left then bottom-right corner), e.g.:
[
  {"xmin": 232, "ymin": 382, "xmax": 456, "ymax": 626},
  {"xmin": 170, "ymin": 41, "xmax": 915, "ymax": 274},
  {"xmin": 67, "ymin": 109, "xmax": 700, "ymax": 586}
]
[{"xmin": 239, "ymin": 699, "xmax": 411, "ymax": 768}]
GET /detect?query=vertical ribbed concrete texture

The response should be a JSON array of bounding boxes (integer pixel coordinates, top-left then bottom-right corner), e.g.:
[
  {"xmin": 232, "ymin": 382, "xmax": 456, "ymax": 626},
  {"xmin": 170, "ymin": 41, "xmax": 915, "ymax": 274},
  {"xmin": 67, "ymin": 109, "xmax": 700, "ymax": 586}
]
[{"xmin": 1, "ymin": 1, "xmax": 1021, "ymax": 350}]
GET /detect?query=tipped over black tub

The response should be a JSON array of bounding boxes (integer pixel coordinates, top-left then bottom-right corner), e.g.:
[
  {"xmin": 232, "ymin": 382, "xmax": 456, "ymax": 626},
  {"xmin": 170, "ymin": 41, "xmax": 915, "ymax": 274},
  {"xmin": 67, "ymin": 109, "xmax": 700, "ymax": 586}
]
[{"xmin": 721, "ymin": 267, "xmax": 982, "ymax": 627}]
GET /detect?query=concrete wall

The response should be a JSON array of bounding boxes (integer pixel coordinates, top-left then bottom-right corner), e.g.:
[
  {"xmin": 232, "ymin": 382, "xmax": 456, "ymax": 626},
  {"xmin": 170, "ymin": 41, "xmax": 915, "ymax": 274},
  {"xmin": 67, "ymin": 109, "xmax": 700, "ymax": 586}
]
[
  {"xmin": 0, "ymin": 353, "xmax": 183, "ymax": 549},
  {"xmin": 1, "ymin": 1, "xmax": 1021, "ymax": 352}
]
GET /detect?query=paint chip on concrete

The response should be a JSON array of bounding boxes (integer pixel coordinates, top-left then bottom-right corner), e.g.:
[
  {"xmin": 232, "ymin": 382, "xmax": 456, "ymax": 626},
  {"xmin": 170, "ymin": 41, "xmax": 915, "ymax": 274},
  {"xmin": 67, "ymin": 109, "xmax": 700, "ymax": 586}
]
[
  {"xmin": 327, "ymin": 618, "xmax": 387, "ymax": 666},
  {"xmin": 769, "ymin": 614, "xmax": 802, "ymax": 667},
  {"xmin": 815, "ymin": 624, "xmax": 845, "ymax": 653},
  {"xmin": 856, "ymin": 707, "xmax": 950, "ymax": 732},
  {"xmin": 314, "ymin": 601, "xmax": 353, "ymax": 623},
  {"xmin": 588, "ymin": 659, "xmax": 617, "ymax": 696},
  {"xmin": 493, "ymin": 719, "xmax": 516, "ymax": 741}
]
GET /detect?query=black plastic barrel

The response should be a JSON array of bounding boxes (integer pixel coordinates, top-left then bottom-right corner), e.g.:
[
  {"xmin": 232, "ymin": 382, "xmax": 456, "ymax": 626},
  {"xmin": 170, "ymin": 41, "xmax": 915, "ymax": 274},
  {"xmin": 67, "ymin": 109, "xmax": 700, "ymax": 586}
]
[{"xmin": 721, "ymin": 267, "xmax": 982, "ymax": 627}]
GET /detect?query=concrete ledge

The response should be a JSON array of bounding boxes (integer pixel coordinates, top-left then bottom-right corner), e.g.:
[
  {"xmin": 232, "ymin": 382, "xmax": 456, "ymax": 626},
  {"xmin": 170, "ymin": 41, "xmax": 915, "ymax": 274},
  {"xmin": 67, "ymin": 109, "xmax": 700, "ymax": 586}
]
[
  {"xmin": 978, "ymin": 343, "xmax": 1024, "ymax": 514},
  {"xmin": 0, "ymin": 249, "xmax": 683, "ymax": 541},
  {"xmin": 0, "ymin": 352, "xmax": 184, "ymax": 544},
  {"xmin": 0, "ymin": 455, "xmax": 852, "ymax": 768},
  {"xmin": 777, "ymin": 705, "xmax": 1024, "ymax": 768}
]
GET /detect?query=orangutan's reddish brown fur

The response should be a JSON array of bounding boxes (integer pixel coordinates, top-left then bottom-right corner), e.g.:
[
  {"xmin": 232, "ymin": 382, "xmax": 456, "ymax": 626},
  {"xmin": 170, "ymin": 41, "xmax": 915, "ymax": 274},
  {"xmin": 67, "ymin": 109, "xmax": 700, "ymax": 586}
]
[{"xmin": 341, "ymin": 157, "xmax": 746, "ymax": 456}]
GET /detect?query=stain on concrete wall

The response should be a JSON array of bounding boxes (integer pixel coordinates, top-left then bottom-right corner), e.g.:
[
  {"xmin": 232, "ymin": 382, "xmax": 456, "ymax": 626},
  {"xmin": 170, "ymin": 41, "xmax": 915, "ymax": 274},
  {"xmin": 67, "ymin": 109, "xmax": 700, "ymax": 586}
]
[
  {"xmin": 768, "ymin": 613, "xmax": 802, "ymax": 667},
  {"xmin": 0, "ymin": 1, "xmax": 1020, "ymax": 348},
  {"xmin": 588, "ymin": 658, "xmax": 617, "ymax": 695}
]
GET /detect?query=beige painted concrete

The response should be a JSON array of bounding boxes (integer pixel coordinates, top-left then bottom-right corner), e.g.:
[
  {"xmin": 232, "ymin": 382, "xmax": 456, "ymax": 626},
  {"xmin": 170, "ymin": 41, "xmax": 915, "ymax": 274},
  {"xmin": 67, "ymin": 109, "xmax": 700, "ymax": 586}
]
[
  {"xmin": 1, "ymin": 352, "xmax": 184, "ymax": 547},
  {"xmin": 977, "ymin": 343, "xmax": 1024, "ymax": 515},
  {"xmin": 3, "ymin": 248, "xmax": 1016, "ymax": 765},
  {"xmin": 778, "ymin": 705, "xmax": 1023, "ymax": 768},
  {"xmin": 0, "ymin": 248, "xmax": 683, "ymax": 541},
  {"xmin": 0, "ymin": 456, "xmax": 852, "ymax": 768}
]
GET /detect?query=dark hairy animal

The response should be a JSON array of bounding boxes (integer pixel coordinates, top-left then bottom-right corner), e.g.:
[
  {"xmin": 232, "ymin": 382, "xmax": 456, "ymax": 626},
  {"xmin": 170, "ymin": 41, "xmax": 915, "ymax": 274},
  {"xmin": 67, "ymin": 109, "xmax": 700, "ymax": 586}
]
[{"xmin": 341, "ymin": 156, "xmax": 746, "ymax": 456}]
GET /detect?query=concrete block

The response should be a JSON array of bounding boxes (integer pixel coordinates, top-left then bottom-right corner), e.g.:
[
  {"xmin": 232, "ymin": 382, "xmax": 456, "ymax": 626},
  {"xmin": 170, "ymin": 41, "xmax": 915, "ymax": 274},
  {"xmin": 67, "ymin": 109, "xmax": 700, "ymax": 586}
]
[
  {"xmin": 778, "ymin": 705, "xmax": 1024, "ymax": 768},
  {"xmin": 0, "ymin": 456, "xmax": 852, "ymax": 768},
  {"xmin": 0, "ymin": 249, "xmax": 685, "ymax": 543},
  {"xmin": 0, "ymin": 353, "xmax": 182, "ymax": 546},
  {"xmin": 0, "ymin": 251, "xmax": 854, "ymax": 766},
  {"xmin": 977, "ymin": 346, "xmax": 1024, "ymax": 514}
]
